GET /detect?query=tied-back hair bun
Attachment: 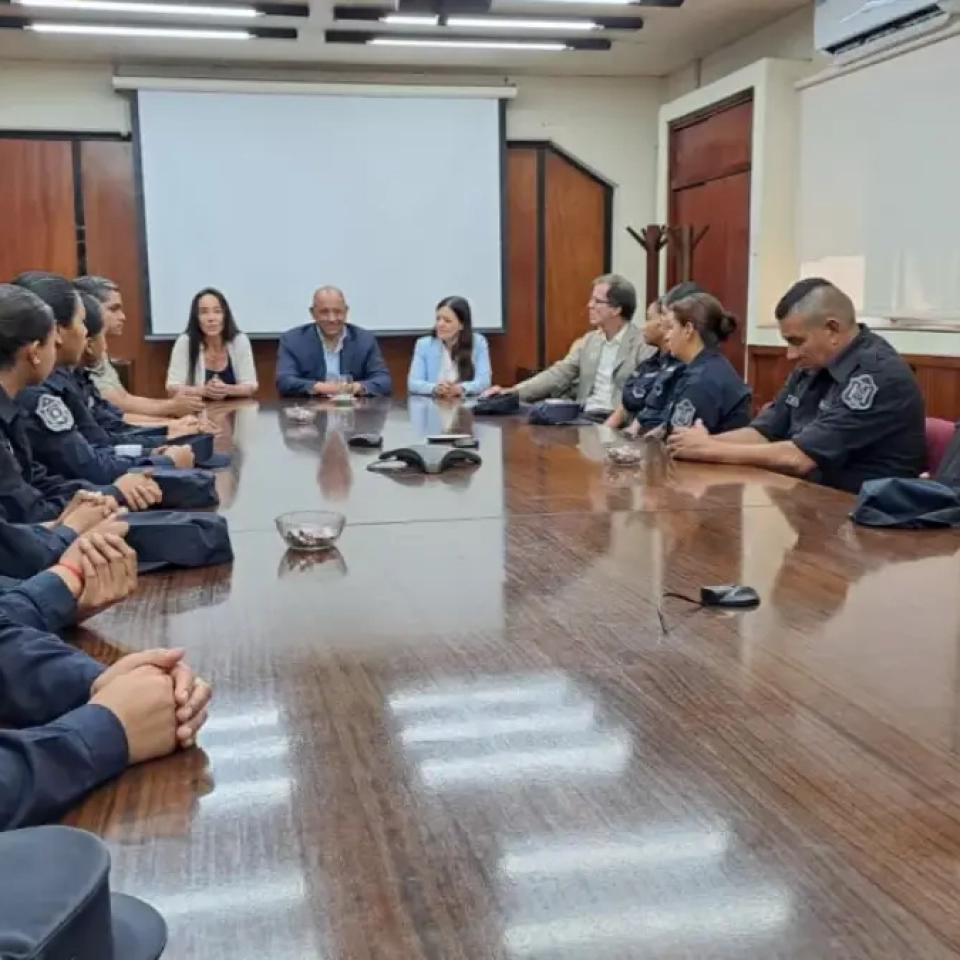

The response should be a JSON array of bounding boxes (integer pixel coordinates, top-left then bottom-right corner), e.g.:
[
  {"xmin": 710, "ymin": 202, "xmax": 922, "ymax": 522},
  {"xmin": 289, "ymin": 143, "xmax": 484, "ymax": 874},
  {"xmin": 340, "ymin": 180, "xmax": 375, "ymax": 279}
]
[
  {"xmin": 717, "ymin": 311, "xmax": 738, "ymax": 342},
  {"xmin": 669, "ymin": 292, "xmax": 737, "ymax": 346}
]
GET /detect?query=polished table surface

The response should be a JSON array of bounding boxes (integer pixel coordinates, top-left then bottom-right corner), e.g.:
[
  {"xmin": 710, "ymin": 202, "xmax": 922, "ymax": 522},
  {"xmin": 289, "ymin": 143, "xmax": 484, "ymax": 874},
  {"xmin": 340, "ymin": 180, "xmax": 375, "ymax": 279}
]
[{"xmin": 68, "ymin": 398, "xmax": 960, "ymax": 960}]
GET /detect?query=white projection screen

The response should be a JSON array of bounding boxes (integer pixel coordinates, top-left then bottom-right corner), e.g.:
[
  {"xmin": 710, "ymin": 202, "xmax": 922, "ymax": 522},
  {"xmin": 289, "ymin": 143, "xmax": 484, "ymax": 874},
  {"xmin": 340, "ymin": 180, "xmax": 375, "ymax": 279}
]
[{"xmin": 135, "ymin": 89, "xmax": 505, "ymax": 337}]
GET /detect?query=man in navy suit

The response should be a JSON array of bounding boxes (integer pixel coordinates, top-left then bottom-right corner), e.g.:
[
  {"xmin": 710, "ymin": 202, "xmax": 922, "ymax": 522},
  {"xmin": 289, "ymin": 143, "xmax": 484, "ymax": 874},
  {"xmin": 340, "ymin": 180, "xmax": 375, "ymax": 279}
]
[{"xmin": 275, "ymin": 286, "xmax": 392, "ymax": 398}]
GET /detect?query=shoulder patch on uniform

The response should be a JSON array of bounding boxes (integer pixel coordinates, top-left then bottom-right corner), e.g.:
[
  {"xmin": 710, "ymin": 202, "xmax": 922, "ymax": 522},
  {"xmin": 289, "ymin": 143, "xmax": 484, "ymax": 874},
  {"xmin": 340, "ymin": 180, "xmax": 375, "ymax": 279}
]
[
  {"xmin": 671, "ymin": 397, "xmax": 696, "ymax": 428},
  {"xmin": 35, "ymin": 394, "xmax": 75, "ymax": 432},
  {"xmin": 841, "ymin": 373, "xmax": 878, "ymax": 411}
]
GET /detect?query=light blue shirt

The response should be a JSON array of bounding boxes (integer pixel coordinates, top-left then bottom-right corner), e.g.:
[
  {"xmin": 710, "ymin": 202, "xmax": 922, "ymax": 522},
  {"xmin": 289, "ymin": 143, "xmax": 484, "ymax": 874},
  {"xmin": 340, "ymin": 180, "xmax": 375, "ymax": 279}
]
[
  {"xmin": 318, "ymin": 327, "xmax": 344, "ymax": 380},
  {"xmin": 407, "ymin": 333, "xmax": 492, "ymax": 396}
]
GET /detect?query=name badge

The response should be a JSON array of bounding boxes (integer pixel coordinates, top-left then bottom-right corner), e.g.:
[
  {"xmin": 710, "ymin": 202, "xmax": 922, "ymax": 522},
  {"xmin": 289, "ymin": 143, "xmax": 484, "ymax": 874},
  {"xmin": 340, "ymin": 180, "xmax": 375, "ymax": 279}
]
[{"xmin": 786, "ymin": 394, "xmax": 800, "ymax": 408}]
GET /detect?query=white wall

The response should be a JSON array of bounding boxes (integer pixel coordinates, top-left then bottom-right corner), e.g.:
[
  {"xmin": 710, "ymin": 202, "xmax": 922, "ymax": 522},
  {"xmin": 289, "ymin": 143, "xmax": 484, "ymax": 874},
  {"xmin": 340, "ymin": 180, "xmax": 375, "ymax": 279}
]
[
  {"xmin": 664, "ymin": 3, "xmax": 822, "ymax": 97},
  {"xmin": 0, "ymin": 61, "xmax": 662, "ymax": 284},
  {"xmin": 0, "ymin": 61, "xmax": 129, "ymax": 132}
]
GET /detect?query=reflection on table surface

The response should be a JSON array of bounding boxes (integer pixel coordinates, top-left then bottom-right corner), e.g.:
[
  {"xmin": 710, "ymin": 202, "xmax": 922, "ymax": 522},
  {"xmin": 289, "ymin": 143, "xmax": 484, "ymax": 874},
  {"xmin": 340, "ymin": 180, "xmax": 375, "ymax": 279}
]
[{"xmin": 68, "ymin": 398, "xmax": 960, "ymax": 960}]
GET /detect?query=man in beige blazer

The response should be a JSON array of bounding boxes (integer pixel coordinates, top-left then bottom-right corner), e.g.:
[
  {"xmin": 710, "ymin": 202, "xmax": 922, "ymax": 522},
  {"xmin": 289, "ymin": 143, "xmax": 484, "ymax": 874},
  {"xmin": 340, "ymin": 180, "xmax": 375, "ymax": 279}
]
[{"xmin": 484, "ymin": 274, "xmax": 653, "ymax": 416}]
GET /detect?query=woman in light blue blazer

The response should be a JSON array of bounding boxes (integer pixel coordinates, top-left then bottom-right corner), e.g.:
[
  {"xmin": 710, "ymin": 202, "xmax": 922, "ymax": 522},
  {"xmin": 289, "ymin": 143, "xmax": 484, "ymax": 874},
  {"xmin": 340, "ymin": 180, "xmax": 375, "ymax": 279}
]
[{"xmin": 407, "ymin": 296, "xmax": 492, "ymax": 397}]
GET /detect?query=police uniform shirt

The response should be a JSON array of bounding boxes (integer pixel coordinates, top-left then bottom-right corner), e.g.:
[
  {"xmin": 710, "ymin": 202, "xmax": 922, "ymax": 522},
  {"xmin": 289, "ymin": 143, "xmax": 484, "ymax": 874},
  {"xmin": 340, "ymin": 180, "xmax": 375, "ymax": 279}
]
[
  {"xmin": 0, "ymin": 518, "xmax": 77, "ymax": 584},
  {"xmin": 71, "ymin": 369, "xmax": 165, "ymax": 448},
  {"xmin": 0, "ymin": 609, "xmax": 127, "ymax": 830},
  {"xmin": 622, "ymin": 352, "xmax": 687, "ymax": 434},
  {"xmin": 0, "ymin": 385, "xmax": 94, "ymax": 525},
  {"xmin": 665, "ymin": 349, "xmax": 753, "ymax": 435},
  {"xmin": 750, "ymin": 325, "xmax": 926, "ymax": 493},
  {"xmin": 17, "ymin": 371, "xmax": 175, "ymax": 487}
]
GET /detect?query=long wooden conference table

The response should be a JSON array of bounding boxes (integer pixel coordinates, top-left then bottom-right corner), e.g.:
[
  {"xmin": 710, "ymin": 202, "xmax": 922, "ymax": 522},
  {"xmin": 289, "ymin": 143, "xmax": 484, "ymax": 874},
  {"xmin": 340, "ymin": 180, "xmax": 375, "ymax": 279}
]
[{"xmin": 66, "ymin": 398, "xmax": 960, "ymax": 960}]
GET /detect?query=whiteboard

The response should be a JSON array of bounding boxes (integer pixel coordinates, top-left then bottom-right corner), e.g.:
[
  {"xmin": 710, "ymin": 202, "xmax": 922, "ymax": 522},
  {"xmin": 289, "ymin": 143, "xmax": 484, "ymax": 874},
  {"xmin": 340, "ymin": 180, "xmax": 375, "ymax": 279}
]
[{"xmin": 798, "ymin": 33, "xmax": 960, "ymax": 323}]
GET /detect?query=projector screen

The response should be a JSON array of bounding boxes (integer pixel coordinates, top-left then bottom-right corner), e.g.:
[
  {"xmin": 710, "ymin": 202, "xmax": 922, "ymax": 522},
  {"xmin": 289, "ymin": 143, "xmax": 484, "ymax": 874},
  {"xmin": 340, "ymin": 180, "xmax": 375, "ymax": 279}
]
[
  {"xmin": 798, "ymin": 34, "xmax": 960, "ymax": 323},
  {"xmin": 135, "ymin": 89, "xmax": 505, "ymax": 337}
]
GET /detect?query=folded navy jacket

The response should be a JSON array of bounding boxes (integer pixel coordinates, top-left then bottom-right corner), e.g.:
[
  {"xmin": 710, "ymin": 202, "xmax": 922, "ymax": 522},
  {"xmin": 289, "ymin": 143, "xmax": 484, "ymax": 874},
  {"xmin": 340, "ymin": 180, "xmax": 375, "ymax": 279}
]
[
  {"xmin": 129, "ymin": 467, "xmax": 220, "ymax": 510},
  {"xmin": 527, "ymin": 400, "xmax": 593, "ymax": 427},
  {"xmin": 126, "ymin": 511, "xmax": 234, "ymax": 573},
  {"xmin": 851, "ymin": 477, "xmax": 960, "ymax": 529},
  {"xmin": 175, "ymin": 433, "xmax": 231, "ymax": 470}
]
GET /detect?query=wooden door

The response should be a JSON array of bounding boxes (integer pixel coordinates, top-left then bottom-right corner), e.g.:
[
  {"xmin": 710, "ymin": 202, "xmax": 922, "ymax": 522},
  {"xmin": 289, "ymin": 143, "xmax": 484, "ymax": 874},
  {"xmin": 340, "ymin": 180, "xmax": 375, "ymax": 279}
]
[
  {"xmin": 668, "ymin": 97, "xmax": 753, "ymax": 377},
  {"xmin": 670, "ymin": 171, "xmax": 750, "ymax": 374}
]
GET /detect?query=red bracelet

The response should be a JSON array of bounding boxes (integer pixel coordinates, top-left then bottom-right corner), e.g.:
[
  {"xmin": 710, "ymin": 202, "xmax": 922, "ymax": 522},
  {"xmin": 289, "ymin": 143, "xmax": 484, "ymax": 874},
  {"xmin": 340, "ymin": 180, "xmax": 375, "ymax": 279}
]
[{"xmin": 55, "ymin": 561, "xmax": 85, "ymax": 584}]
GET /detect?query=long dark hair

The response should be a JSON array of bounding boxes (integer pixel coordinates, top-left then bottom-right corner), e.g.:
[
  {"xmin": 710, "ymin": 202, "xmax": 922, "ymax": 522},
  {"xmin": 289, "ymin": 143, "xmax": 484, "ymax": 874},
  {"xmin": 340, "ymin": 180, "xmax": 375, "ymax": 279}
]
[
  {"xmin": 433, "ymin": 295, "xmax": 474, "ymax": 383},
  {"xmin": 670, "ymin": 292, "xmax": 737, "ymax": 348},
  {"xmin": 186, "ymin": 287, "xmax": 238, "ymax": 386},
  {"xmin": 0, "ymin": 285, "xmax": 55, "ymax": 371},
  {"xmin": 12, "ymin": 272, "xmax": 80, "ymax": 328}
]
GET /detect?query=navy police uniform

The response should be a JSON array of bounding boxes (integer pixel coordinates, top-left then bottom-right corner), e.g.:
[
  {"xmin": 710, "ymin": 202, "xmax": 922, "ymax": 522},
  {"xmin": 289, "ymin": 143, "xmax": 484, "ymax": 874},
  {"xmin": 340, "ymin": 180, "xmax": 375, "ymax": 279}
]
[
  {"xmin": 0, "ymin": 587, "xmax": 127, "ymax": 830},
  {"xmin": 72, "ymin": 369, "xmax": 167, "ymax": 448},
  {"xmin": 664, "ymin": 349, "xmax": 753, "ymax": 435},
  {"xmin": 751, "ymin": 325, "xmax": 926, "ymax": 493},
  {"xmin": 621, "ymin": 351, "xmax": 683, "ymax": 422},
  {"xmin": 0, "ymin": 518, "xmax": 77, "ymax": 583},
  {"xmin": 0, "ymin": 569, "xmax": 82, "ymax": 635},
  {"xmin": 0, "ymin": 385, "xmax": 105, "ymax": 524},
  {"xmin": 17, "ymin": 369, "xmax": 175, "ymax": 487}
]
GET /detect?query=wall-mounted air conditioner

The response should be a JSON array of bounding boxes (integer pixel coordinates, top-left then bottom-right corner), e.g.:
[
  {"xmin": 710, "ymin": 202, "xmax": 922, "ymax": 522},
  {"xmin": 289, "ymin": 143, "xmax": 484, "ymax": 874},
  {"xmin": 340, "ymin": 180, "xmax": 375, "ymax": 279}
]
[{"xmin": 814, "ymin": 0, "xmax": 959, "ymax": 62}]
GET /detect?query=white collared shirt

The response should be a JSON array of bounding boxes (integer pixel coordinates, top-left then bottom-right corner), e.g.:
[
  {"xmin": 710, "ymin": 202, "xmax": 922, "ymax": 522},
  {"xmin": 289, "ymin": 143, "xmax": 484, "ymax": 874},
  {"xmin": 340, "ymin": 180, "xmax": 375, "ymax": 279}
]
[
  {"xmin": 584, "ymin": 326, "xmax": 626, "ymax": 413},
  {"xmin": 438, "ymin": 345, "xmax": 459, "ymax": 383}
]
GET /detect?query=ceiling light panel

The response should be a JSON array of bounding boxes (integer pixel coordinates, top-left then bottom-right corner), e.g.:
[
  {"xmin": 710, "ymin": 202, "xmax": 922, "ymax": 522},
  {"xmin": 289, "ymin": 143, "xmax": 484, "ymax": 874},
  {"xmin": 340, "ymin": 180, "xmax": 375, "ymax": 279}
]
[
  {"xmin": 332, "ymin": 6, "xmax": 642, "ymax": 32},
  {"xmin": 325, "ymin": 28, "xmax": 611, "ymax": 50}
]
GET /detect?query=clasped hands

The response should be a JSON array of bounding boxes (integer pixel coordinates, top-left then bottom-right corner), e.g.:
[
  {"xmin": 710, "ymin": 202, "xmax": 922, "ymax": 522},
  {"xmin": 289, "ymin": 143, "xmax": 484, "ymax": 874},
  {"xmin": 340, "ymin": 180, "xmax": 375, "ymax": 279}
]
[
  {"xmin": 166, "ymin": 412, "xmax": 222, "ymax": 440},
  {"xmin": 90, "ymin": 649, "xmax": 212, "ymax": 762},
  {"xmin": 55, "ymin": 532, "xmax": 212, "ymax": 761},
  {"xmin": 434, "ymin": 381, "xmax": 464, "ymax": 400},
  {"xmin": 54, "ymin": 476, "xmax": 162, "ymax": 533},
  {"xmin": 664, "ymin": 419, "xmax": 717, "ymax": 460},
  {"xmin": 311, "ymin": 380, "xmax": 362, "ymax": 397}
]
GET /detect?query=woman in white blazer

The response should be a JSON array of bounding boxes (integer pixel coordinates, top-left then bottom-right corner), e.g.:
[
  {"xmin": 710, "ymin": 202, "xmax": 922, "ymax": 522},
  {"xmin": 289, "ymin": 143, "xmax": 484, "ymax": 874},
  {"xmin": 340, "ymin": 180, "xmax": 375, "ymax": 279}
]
[
  {"xmin": 166, "ymin": 288, "xmax": 258, "ymax": 401},
  {"xmin": 407, "ymin": 295, "xmax": 492, "ymax": 397}
]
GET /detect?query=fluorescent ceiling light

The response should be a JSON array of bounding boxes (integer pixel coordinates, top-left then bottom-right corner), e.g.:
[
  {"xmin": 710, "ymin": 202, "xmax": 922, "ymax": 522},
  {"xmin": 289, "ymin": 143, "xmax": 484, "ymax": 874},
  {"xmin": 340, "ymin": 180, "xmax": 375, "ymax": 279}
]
[
  {"xmin": 369, "ymin": 36, "xmax": 569, "ymax": 50},
  {"xmin": 526, "ymin": 0, "xmax": 637, "ymax": 4},
  {"xmin": 447, "ymin": 15, "xmax": 598, "ymax": 29},
  {"xmin": 381, "ymin": 13, "xmax": 438, "ymax": 24},
  {"xmin": 28, "ymin": 21, "xmax": 252, "ymax": 35},
  {"xmin": 16, "ymin": 0, "xmax": 259, "ymax": 15}
]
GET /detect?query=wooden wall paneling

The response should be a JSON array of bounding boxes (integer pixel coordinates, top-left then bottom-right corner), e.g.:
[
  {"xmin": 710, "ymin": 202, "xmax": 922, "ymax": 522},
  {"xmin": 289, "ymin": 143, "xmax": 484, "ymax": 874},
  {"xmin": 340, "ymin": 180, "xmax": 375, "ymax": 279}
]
[
  {"xmin": 906, "ymin": 355, "xmax": 960, "ymax": 421},
  {"xmin": 0, "ymin": 139, "xmax": 78, "ymax": 281},
  {"xmin": 747, "ymin": 346, "xmax": 792, "ymax": 411},
  {"xmin": 543, "ymin": 149, "xmax": 607, "ymax": 366},
  {"xmin": 669, "ymin": 97, "xmax": 753, "ymax": 192},
  {"xmin": 498, "ymin": 147, "xmax": 539, "ymax": 383},
  {"xmin": 669, "ymin": 171, "xmax": 750, "ymax": 374},
  {"xmin": 748, "ymin": 346, "xmax": 960, "ymax": 421},
  {"xmin": 79, "ymin": 140, "xmax": 163, "ymax": 396}
]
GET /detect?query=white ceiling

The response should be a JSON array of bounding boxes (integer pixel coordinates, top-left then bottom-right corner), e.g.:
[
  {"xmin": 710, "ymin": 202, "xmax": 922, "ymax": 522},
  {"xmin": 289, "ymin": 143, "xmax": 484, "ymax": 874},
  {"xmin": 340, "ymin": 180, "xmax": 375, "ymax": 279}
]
[{"xmin": 0, "ymin": 0, "xmax": 809, "ymax": 76}]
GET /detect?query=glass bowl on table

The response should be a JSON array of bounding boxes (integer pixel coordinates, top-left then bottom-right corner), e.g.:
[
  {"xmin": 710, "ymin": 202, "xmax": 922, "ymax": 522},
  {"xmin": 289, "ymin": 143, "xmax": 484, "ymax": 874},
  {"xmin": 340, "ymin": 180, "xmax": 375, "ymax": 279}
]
[{"xmin": 274, "ymin": 510, "xmax": 346, "ymax": 552}]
